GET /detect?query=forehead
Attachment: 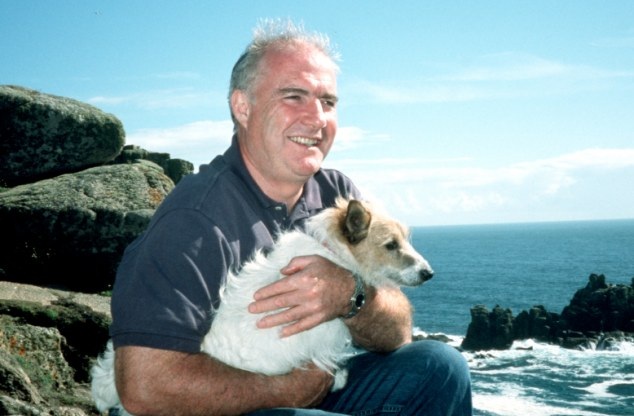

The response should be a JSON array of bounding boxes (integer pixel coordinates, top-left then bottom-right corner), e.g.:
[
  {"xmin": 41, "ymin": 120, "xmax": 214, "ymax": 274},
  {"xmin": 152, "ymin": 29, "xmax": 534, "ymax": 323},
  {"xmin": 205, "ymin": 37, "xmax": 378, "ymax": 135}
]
[
  {"xmin": 257, "ymin": 44, "xmax": 338, "ymax": 92},
  {"xmin": 371, "ymin": 218, "xmax": 409, "ymax": 239}
]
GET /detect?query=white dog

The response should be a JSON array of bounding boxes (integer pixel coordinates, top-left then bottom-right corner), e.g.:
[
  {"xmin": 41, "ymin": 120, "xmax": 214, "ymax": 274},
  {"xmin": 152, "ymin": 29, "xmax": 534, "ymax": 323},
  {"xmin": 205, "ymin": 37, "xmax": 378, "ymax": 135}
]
[{"xmin": 91, "ymin": 198, "xmax": 433, "ymax": 415}]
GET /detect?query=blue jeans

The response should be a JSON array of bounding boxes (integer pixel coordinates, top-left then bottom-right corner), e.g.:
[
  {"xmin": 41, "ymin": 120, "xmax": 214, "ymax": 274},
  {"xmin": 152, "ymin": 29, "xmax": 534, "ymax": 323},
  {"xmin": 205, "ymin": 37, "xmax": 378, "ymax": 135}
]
[{"xmin": 248, "ymin": 340, "xmax": 473, "ymax": 416}]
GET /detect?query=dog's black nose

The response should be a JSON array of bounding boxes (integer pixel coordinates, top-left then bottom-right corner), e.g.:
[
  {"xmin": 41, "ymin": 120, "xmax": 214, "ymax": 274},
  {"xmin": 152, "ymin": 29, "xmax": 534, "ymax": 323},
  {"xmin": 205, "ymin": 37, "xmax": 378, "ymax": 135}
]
[{"xmin": 420, "ymin": 269, "xmax": 434, "ymax": 282}]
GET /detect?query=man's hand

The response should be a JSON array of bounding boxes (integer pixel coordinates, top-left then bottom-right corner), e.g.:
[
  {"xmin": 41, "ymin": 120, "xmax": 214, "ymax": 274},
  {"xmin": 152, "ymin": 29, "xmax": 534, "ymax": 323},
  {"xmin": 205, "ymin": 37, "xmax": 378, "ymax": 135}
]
[
  {"xmin": 248, "ymin": 254, "xmax": 414, "ymax": 352},
  {"xmin": 248, "ymin": 255, "xmax": 354, "ymax": 337},
  {"xmin": 284, "ymin": 363, "xmax": 334, "ymax": 408}
]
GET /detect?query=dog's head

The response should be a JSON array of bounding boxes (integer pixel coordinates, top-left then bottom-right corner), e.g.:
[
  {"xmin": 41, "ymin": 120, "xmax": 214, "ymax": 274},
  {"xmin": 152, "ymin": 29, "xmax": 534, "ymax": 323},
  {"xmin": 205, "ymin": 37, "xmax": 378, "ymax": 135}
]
[{"xmin": 309, "ymin": 198, "xmax": 433, "ymax": 287}]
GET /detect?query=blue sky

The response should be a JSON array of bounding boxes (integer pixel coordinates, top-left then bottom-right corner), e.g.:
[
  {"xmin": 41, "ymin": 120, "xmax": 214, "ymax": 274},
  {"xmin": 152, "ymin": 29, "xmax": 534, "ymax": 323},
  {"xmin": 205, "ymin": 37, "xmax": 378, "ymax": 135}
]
[{"xmin": 2, "ymin": 1, "xmax": 633, "ymax": 226}]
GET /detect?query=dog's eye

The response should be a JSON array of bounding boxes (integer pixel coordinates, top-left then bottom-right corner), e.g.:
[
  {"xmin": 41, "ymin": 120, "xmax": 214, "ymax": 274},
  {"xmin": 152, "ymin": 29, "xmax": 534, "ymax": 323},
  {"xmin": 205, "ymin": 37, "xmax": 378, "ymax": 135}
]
[{"xmin": 385, "ymin": 240, "xmax": 400, "ymax": 251}]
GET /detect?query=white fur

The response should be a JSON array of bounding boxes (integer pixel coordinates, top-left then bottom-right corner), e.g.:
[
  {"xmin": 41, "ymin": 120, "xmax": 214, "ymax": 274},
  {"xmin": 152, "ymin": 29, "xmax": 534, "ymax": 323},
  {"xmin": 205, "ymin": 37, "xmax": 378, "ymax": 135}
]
[{"xmin": 91, "ymin": 199, "xmax": 432, "ymax": 415}]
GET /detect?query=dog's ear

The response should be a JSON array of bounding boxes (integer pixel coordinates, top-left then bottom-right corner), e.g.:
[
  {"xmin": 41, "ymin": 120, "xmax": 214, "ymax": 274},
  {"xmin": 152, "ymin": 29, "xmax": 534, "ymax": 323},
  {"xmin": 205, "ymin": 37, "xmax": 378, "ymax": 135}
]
[{"xmin": 343, "ymin": 200, "xmax": 372, "ymax": 244}]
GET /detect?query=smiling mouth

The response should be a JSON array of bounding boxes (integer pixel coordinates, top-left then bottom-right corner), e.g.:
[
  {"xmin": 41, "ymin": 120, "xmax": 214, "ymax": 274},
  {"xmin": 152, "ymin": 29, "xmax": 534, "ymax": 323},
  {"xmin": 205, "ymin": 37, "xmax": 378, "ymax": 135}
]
[{"xmin": 289, "ymin": 136, "xmax": 320, "ymax": 147}]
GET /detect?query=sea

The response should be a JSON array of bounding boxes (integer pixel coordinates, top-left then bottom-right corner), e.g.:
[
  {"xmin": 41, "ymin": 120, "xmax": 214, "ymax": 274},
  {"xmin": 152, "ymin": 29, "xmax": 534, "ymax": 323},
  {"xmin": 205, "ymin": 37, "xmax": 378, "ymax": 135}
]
[{"xmin": 404, "ymin": 219, "xmax": 634, "ymax": 416}]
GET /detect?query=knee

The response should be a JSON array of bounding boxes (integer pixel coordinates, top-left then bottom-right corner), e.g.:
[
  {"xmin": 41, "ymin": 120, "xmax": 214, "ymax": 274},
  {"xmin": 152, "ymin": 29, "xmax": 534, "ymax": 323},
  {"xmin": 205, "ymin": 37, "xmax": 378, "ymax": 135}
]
[
  {"xmin": 398, "ymin": 341, "xmax": 471, "ymax": 389},
  {"xmin": 398, "ymin": 341, "xmax": 472, "ymax": 414}
]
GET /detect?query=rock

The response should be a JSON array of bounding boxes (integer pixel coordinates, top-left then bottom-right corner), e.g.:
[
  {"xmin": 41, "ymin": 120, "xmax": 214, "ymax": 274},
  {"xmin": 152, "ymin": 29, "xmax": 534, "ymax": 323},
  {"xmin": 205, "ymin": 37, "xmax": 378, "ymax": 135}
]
[
  {"xmin": 0, "ymin": 281, "xmax": 111, "ymax": 318},
  {"xmin": 513, "ymin": 305, "xmax": 559, "ymax": 342},
  {"xmin": 0, "ymin": 316, "xmax": 75, "ymax": 389},
  {"xmin": 413, "ymin": 333, "xmax": 453, "ymax": 344},
  {"xmin": 0, "ymin": 313, "xmax": 98, "ymax": 415},
  {"xmin": 0, "ymin": 283, "xmax": 110, "ymax": 415},
  {"xmin": 561, "ymin": 273, "xmax": 634, "ymax": 333},
  {"xmin": 461, "ymin": 305, "xmax": 514, "ymax": 351},
  {"xmin": 0, "ymin": 393, "xmax": 44, "ymax": 416},
  {"xmin": 0, "ymin": 85, "xmax": 125, "ymax": 187},
  {"xmin": 0, "ymin": 162, "xmax": 174, "ymax": 292},
  {"xmin": 0, "ymin": 282, "xmax": 111, "ymax": 367},
  {"xmin": 0, "ymin": 298, "xmax": 110, "ymax": 384},
  {"xmin": 0, "ymin": 352, "xmax": 44, "ymax": 405},
  {"xmin": 0, "ymin": 316, "xmax": 73, "ymax": 413},
  {"xmin": 463, "ymin": 274, "xmax": 634, "ymax": 350},
  {"xmin": 112, "ymin": 144, "xmax": 194, "ymax": 184}
]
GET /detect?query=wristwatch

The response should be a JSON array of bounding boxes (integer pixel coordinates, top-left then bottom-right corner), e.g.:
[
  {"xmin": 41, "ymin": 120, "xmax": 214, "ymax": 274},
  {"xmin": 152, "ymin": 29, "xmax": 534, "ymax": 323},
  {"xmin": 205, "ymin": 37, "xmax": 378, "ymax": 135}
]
[{"xmin": 344, "ymin": 273, "xmax": 366, "ymax": 319}]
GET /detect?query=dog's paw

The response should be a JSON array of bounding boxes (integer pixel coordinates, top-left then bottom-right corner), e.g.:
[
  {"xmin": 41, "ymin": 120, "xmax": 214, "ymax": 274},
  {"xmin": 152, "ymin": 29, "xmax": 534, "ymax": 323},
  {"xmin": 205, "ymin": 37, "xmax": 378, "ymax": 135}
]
[{"xmin": 331, "ymin": 368, "xmax": 348, "ymax": 391}]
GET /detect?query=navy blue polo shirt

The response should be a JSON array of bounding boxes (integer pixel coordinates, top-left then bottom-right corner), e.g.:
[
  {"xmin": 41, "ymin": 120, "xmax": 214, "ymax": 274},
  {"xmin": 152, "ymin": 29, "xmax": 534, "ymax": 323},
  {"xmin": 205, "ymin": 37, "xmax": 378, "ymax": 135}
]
[{"xmin": 110, "ymin": 137, "xmax": 361, "ymax": 353}]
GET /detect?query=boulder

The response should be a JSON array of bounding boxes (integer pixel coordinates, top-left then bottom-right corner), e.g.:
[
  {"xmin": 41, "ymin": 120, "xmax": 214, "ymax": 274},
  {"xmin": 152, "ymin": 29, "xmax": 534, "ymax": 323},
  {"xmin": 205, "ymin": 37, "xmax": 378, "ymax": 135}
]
[
  {"xmin": 0, "ymin": 85, "xmax": 125, "ymax": 187},
  {"xmin": 0, "ymin": 162, "xmax": 174, "ymax": 292}
]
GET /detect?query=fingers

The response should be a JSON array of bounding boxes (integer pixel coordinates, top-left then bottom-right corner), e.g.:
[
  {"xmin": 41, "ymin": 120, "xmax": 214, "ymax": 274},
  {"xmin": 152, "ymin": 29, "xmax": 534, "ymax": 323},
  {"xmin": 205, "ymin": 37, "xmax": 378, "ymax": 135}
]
[
  {"xmin": 248, "ymin": 255, "xmax": 352, "ymax": 336},
  {"xmin": 258, "ymin": 303, "xmax": 328, "ymax": 338},
  {"xmin": 279, "ymin": 255, "xmax": 312, "ymax": 275},
  {"xmin": 249, "ymin": 275, "xmax": 325, "ymax": 335}
]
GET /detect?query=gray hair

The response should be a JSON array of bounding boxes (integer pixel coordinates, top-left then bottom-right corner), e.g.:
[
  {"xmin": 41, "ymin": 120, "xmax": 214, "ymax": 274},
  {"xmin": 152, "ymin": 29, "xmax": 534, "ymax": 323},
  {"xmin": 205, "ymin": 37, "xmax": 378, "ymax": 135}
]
[{"xmin": 228, "ymin": 19, "xmax": 340, "ymax": 128}]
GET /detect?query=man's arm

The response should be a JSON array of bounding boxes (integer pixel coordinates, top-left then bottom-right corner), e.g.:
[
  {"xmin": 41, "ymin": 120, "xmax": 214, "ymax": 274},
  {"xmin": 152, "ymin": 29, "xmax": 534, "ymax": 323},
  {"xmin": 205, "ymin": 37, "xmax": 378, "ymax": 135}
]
[
  {"xmin": 344, "ymin": 284, "xmax": 413, "ymax": 351},
  {"xmin": 115, "ymin": 345, "xmax": 333, "ymax": 416},
  {"xmin": 249, "ymin": 255, "xmax": 413, "ymax": 352}
]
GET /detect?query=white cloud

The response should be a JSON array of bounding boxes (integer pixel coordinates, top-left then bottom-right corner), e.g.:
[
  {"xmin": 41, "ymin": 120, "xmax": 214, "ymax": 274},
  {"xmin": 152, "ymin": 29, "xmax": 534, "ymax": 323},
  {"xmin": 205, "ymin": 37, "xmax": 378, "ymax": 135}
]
[
  {"xmin": 125, "ymin": 120, "xmax": 234, "ymax": 168},
  {"xmin": 88, "ymin": 87, "xmax": 221, "ymax": 110},
  {"xmin": 591, "ymin": 35, "xmax": 634, "ymax": 48},
  {"xmin": 349, "ymin": 53, "xmax": 634, "ymax": 105},
  {"xmin": 332, "ymin": 148, "xmax": 634, "ymax": 224},
  {"xmin": 349, "ymin": 80, "xmax": 489, "ymax": 104},
  {"xmin": 126, "ymin": 120, "xmax": 233, "ymax": 150},
  {"xmin": 441, "ymin": 52, "xmax": 570, "ymax": 82},
  {"xmin": 333, "ymin": 126, "xmax": 389, "ymax": 151}
]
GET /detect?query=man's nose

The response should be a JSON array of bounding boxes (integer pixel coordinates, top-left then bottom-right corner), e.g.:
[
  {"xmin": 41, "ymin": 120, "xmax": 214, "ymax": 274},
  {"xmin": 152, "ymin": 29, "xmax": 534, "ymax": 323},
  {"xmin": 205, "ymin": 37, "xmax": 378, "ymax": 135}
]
[{"xmin": 303, "ymin": 99, "xmax": 327, "ymax": 129}]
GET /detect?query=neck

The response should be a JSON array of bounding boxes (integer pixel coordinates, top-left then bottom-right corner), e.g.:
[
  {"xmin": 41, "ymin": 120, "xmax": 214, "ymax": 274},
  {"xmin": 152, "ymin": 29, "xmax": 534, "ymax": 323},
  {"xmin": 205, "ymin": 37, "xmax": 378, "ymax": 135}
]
[{"xmin": 240, "ymin": 153, "xmax": 305, "ymax": 211}]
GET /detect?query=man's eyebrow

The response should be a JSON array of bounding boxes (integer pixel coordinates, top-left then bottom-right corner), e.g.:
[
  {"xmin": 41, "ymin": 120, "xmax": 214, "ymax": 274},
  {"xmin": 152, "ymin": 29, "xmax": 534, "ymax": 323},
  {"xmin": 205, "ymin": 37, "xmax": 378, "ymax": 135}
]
[
  {"xmin": 278, "ymin": 87, "xmax": 309, "ymax": 96},
  {"xmin": 278, "ymin": 87, "xmax": 339, "ymax": 103}
]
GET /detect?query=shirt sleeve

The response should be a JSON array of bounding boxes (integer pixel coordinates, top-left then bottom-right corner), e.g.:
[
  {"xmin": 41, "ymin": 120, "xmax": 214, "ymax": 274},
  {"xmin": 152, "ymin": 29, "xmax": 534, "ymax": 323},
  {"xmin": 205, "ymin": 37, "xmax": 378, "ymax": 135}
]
[{"xmin": 109, "ymin": 208, "xmax": 233, "ymax": 353}]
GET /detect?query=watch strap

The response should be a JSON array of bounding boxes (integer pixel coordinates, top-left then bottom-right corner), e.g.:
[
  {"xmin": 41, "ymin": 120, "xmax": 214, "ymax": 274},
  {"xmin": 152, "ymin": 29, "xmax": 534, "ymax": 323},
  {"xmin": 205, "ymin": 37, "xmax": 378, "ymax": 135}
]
[{"xmin": 344, "ymin": 273, "xmax": 366, "ymax": 319}]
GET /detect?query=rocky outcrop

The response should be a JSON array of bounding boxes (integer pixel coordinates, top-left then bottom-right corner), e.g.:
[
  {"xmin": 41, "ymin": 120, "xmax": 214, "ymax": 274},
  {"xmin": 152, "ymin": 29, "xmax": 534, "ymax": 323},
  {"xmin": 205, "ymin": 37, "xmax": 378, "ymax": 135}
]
[
  {"xmin": 560, "ymin": 273, "xmax": 633, "ymax": 333},
  {"xmin": 0, "ymin": 85, "xmax": 194, "ymax": 292},
  {"xmin": 0, "ymin": 85, "xmax": 198, "ymax": 413},
  {"xmin": 0, "ymin": 282, "xmax": 111, "ymax": 415},
  {"xmin": 0, "ymin": 85, "xmax": 125, "ymax": 187},
  {"xmin": 461, "ymin": 274, "xmax": 634, "ymax": 350},
  {"xmin": 112, "ymin": 144, "xmax": 194, "ymax": 185},
  {"xmin": 461, "ymin": 305, "xmax": 514, "ymax": 351},
  {"xmin": 0, "ymin": 162, "xmax": 174, "ymax": 292}
]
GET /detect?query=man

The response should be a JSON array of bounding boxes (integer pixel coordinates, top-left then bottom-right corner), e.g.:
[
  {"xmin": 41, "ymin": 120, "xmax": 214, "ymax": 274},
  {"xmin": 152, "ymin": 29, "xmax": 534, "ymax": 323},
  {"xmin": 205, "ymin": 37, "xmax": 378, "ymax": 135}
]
[{"xmin": 110, "ymin": 20, "xmax": 472, "ymax": 415}]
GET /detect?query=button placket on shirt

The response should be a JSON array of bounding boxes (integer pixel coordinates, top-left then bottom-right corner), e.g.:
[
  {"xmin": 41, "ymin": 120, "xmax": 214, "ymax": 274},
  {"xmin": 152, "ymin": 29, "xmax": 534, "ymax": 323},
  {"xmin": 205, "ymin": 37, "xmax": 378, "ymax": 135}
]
[{"xmin": 272, "ymin": 204, "xmax": 290, "ymax": 228}]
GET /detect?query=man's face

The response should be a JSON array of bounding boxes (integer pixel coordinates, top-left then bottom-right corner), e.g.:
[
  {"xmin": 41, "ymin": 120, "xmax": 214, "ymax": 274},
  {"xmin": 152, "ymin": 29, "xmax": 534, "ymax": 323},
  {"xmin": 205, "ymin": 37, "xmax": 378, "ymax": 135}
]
[{"xmin": 234, "ymin": 44, "xmax": 338, "ymax": 188}]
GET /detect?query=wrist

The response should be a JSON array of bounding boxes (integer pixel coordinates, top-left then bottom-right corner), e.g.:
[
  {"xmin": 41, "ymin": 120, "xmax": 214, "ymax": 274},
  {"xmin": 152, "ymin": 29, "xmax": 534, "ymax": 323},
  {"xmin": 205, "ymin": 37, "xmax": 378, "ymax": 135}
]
[{"xmin": 344, "ymin": 272, "xmax": 366, "ymax": 319}]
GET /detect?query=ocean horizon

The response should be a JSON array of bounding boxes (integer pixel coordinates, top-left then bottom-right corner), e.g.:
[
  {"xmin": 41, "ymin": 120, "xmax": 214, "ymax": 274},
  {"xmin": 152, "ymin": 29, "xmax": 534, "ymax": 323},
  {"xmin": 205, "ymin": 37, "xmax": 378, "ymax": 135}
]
[{"xmin": 405, "ymin": 218, "xmax": 634, "ymax": 416}]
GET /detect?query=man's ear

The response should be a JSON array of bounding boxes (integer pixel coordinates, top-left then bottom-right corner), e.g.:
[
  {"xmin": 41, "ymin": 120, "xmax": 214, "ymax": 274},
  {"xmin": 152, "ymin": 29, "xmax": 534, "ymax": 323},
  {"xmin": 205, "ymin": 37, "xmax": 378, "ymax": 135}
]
[{"xmin": 230, "ymin": 90, "xmax": 250, "ymax": 129}]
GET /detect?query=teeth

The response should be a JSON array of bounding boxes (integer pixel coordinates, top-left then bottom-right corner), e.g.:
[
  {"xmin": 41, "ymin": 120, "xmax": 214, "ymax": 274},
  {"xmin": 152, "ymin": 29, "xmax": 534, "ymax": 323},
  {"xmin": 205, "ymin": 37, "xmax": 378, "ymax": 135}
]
[{"xmin": 289, "ymin": 136, "xmax": 319, "ymax": 147}]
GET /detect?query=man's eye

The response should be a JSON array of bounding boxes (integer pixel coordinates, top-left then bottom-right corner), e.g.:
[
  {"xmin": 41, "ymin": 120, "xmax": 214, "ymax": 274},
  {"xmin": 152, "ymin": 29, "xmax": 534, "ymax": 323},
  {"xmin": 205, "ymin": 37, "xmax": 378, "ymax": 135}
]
[{"xmin": 320, "ymin": 96, "xmax": 338, "ymax": 108}]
